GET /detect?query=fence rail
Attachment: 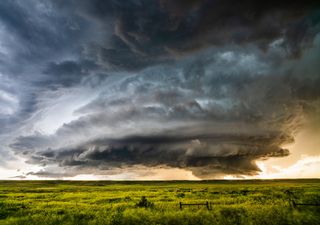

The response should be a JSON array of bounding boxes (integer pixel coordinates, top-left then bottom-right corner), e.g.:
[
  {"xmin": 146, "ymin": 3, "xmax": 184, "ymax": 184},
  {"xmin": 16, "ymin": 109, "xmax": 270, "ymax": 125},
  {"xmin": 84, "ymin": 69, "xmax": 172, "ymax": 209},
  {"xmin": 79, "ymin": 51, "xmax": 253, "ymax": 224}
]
[{"xmin": 291, "ymin": 200, "xmax": 320, "ymax": 208}]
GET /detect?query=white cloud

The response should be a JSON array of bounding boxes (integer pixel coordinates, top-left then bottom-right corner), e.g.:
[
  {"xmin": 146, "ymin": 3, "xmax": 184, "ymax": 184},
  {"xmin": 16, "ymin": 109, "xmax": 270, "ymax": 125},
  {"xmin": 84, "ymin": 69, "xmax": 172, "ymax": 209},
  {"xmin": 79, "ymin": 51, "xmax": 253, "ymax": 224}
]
[
  {"xmin": 33, "ymin": 86, "xmax": 98, "ymax": 134},
  {"xmin": 0, "ymin": 89, "xmax": 19, "ymax": 115}
]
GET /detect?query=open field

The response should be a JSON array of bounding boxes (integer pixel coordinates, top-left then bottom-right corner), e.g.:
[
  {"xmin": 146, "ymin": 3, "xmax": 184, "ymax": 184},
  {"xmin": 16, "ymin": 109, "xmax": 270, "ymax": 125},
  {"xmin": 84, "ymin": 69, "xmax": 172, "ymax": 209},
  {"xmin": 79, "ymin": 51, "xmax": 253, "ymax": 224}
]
[{"xmin": 0, "ymin": 180, "xmax": 319, "ymax": 225}]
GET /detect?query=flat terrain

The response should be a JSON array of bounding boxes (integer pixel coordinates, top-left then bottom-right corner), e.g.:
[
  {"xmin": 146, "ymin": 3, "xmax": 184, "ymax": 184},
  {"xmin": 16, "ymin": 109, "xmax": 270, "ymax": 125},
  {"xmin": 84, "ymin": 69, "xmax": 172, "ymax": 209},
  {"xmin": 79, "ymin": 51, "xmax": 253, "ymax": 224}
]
[{"xmin": 0, "ymin": 180, "xmax": 319, "ymax": 225}]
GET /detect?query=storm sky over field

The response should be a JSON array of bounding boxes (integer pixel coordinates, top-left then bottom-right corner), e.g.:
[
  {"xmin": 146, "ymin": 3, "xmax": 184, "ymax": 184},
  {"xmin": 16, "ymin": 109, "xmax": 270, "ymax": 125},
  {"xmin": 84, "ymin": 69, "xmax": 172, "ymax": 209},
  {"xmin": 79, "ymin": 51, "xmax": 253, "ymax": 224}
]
[{"xmin": 0, "ymin": 0, "xmax": 320, "ymax": 180}]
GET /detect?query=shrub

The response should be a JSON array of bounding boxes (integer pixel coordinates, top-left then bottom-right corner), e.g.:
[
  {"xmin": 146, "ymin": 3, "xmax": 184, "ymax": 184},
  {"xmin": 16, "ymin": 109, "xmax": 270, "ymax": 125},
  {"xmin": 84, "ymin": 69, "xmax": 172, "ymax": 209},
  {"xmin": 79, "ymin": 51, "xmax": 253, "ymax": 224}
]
[
  {"xmin": 176, "ymin": 193, "xmax": 185, "ymax": 198},
  {"xmin": 136, "ymin": 196, "xmax": 154, "ymax": 208}
]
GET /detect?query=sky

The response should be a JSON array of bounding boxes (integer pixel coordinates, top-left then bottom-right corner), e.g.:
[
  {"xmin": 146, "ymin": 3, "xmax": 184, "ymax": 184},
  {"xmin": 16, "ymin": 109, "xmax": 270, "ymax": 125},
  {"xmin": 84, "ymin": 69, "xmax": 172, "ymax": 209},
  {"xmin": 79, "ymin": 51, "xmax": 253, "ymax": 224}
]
[{"xmin": 0, "ymin": 0, "xmax": 320, "ymax": 180}]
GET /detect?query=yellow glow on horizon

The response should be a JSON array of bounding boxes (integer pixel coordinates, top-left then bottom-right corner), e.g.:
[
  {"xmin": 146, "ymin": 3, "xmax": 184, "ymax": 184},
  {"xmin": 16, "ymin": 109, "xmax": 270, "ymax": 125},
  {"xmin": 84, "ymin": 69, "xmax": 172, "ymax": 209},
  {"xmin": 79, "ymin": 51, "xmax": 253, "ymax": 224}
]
[
  {"xmin": 253, "ymin": 155, "xmax": 320, "ymax": 179},
  {"xmin": 224, "ymin": 127, "xmax": 320, "ymax": 180},
  {"xmin": 223, "ymin": 155, "xmax": 320, "ymax": 180}
]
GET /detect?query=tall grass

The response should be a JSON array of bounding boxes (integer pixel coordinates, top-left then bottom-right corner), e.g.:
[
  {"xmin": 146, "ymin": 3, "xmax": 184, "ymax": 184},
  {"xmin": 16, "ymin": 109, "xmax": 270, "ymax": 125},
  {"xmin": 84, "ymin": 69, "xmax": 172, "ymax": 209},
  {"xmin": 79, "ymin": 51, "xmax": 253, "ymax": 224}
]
[{"xmin": 0, "ymin": 180, "xmax": 319, "ymax": 225}]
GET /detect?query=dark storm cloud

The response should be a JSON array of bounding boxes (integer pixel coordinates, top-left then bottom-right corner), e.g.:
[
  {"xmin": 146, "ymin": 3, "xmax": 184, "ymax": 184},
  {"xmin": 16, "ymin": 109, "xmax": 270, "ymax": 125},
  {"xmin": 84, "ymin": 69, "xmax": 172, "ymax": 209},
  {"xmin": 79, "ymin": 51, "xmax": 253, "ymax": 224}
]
[
  {"xmin": 11, "ymin": 41, "xmax": 320, "ymax": 178},
  {"xmin": 0, "ymin": 0, "xmax": 91, "ymax": 167},
  {"xmin": 41, "ymin": 60, "xmax": 98, "ymax": 88},
  {"xmin": 14, "ymin": 132, "xmax": 290, "ymax": 177},
  {"xmin": 51, "ymin": 0, "xmax": 320, "ymax": 70},
  {"xmin": 0, "ymin": 0, "xmax": 89, "ymax": 73},
  {"xmin": 0, "ymin": 0, "xmax": 94, "ymax": 137},
  {"xmin": 1, "ymin": 1, "xmax": 320, "ymax": 178}
]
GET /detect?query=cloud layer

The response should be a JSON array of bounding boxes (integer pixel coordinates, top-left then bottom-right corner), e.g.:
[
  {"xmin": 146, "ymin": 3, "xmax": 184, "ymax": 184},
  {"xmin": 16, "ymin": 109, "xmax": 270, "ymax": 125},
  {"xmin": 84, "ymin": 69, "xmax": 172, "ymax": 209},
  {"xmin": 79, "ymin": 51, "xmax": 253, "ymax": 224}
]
[{"xmin": 0, "ymin": 0, "xmax": 320, "ymax": 179}]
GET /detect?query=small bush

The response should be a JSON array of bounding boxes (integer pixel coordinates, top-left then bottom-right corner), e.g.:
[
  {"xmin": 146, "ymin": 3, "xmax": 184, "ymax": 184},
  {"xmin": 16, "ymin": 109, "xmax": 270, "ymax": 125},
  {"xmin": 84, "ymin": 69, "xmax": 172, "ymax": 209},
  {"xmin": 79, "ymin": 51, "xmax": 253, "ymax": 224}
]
[
  {"xmin": 136, "ymin": 196, "xmax": 154, "ymax": 208},
  {"xmin": 176, "ymin": 193, "xmax": 185, "ymax": 198}
]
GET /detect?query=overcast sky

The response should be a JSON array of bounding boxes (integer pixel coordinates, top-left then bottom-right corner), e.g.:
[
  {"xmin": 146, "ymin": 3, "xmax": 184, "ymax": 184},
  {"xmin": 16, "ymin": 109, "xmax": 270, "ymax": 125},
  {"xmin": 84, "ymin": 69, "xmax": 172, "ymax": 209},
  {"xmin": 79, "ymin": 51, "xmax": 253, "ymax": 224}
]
[{"xmin": 0, "ymin": 0, "xmax": 320, "ymax": 180}]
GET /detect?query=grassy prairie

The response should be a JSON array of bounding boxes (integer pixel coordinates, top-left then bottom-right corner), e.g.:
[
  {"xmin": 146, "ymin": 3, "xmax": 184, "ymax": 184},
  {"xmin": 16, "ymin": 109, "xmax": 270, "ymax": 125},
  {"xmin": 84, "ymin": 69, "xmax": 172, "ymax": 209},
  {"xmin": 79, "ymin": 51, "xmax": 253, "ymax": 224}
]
[{"xmin": 0, "ymin": 179, "xmax": 319, "ymax": 225}]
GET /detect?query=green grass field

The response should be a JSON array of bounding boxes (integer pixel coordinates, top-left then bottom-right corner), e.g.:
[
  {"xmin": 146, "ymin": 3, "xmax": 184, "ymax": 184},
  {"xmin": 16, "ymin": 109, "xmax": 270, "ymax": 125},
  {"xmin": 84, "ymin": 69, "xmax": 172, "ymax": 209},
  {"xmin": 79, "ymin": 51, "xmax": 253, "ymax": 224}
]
[{"xmin": 0, "ymin": 180, "xmax": 319, "ymax": 225}]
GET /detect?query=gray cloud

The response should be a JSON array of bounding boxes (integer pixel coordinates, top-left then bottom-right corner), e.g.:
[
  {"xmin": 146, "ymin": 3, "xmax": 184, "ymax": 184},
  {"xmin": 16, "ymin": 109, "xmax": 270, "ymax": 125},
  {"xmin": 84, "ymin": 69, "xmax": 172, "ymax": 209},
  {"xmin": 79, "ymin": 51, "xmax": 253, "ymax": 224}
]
[
  {"xmin": 23, "ymin": 132, "xmax": 290, "ymax": 178},
  {"xmin": 10, "ymin": 39, "xmax": 320, "ymax": 177},
  {"xmin": 52, "ymin": 0, "xmax": 320, "ymax": 70},
  {"xmin": 0, "ymin": 0, "xmax": 95, "ymax": 137},
  {"xmin": 1, "ymin": 1, "xmax": 320, "ymax": 179},
  {"xmin": 41, "ymin": 60, "xmax": 98, "ymax": 88}
]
